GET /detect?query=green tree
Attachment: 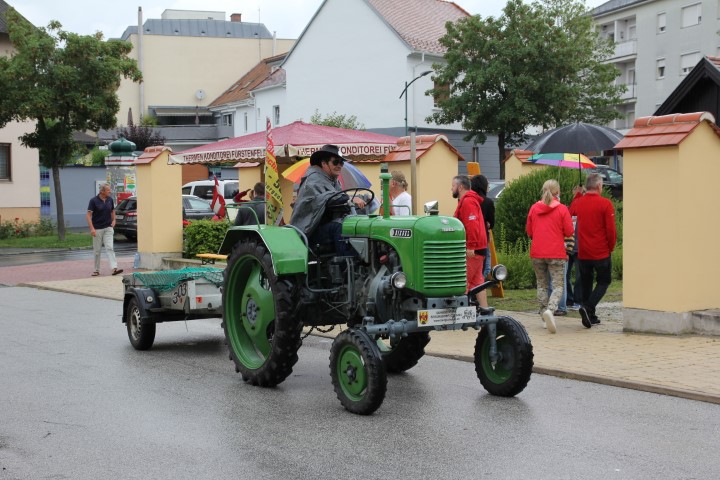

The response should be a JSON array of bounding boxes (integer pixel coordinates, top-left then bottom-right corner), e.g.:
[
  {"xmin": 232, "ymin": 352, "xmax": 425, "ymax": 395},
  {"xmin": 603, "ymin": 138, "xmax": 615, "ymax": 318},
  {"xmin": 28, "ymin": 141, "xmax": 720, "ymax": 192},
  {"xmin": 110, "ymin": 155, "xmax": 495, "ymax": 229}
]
[
  {"xmin": 0, "ymin": 8, "xmax": 141, "ymax": 239},
  {"xmin": 428, "ymin": 0, "xmax": 624, "ymax": 178},
  {"xmin": 310, "ymin": 109, "xmax": 365, "ymax": 130}
]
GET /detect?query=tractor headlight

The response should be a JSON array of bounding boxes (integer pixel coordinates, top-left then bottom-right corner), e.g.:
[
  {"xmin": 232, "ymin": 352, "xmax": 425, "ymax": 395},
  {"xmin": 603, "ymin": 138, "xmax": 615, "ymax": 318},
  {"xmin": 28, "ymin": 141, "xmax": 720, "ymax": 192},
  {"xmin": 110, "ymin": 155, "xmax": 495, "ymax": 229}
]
[
  {"xmin": 491, "ymin": 264, "xmax": 508, "ymax": 282},
  {"xmin": 391, "ymin": 272, "xmax": 407, "ymax": 289}
]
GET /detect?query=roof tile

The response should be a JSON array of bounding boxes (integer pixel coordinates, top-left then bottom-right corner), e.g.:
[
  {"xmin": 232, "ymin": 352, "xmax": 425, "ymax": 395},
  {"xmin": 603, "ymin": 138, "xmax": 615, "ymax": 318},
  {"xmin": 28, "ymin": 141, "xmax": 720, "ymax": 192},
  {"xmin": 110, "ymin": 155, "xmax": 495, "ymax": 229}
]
[
  {"xmin": 616, "ymin": 112, "xmax": 720, "ymax": 149},
  {"xmin": 380, "ymin": 133, "xmax": 464, "ymax": 163},
  {"xmin": 209, "ymin": 53, "xmax": 287, "ymax": 107},
  {"xmin": 367, "ymin": 0, "xmax": 469, "ymax": 54}
]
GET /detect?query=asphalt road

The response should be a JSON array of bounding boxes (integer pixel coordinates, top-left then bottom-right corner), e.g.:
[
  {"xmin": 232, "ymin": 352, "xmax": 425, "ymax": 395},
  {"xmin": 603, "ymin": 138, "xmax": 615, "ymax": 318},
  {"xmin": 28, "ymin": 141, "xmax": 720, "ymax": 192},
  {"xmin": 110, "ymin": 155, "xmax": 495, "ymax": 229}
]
[
  {"xmin": 1, "ymin": 287, "xmax": 718, "ymax": 480},
  {"xmin": 0, "ymin": 237, "xmax": 136, "ymax": 267}
]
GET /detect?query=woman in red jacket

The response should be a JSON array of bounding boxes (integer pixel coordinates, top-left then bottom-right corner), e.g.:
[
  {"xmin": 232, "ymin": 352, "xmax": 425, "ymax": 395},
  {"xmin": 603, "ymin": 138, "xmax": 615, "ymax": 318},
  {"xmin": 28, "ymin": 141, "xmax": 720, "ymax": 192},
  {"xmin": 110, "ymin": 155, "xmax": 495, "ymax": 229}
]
[{"xmin": 526, "ymin": 180, "xmax": 574, "ymax": 333}]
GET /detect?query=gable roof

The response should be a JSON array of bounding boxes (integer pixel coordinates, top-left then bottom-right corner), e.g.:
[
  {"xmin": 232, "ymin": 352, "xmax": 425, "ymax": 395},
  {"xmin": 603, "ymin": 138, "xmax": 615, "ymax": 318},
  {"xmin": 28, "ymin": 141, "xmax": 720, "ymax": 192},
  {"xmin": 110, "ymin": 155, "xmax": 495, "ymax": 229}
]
[
  {"xmin": 365, "ymin": 0, "xmax": 470, "ymax": 55},
  {"xmin": 502, "ymin": 149, "xmax": 534, "ymax": 164},
  {"xmin": 654, "ymin": 56, "xmax": 720, "ymax": 125},
  {"xmin": 381, "ymin": 133, "xmax": 465, "ymax": 163},
  {"xmin": 209, "ymin": 53, "xmax": 287, "ymax": 108},
  {"xmin": 615, "ymin": 112, "xmax": 720, "ymax": 149},
  {"xmin": 120, "ymin": 18, "xmax": 271, "ymax": 41},
  {"xmin": 283, "ymin": 0, "xmax": 469, "ymax": 66}
]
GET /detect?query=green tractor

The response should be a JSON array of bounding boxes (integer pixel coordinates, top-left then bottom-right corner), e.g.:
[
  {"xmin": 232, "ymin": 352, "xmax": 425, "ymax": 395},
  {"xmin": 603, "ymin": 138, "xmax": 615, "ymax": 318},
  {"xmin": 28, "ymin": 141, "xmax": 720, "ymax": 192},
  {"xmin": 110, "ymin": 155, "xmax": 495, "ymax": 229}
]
[{"xmin": 218, "ymin": 166, "xmax": 533, "ymax": 415}]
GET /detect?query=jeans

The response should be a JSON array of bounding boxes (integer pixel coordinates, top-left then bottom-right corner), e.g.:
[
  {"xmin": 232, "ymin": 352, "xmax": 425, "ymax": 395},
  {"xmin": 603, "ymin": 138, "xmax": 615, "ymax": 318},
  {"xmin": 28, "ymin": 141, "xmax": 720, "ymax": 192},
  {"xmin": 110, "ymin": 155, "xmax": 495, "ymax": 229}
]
[
  {"xmin": 579, "ymin": 256, "xmax": 612, "ymax": 319},
  {"xmin": 482, "ymin": 246, "xmax": 491, "ymax": 277},
  {"xmin": 93, "ymin": 226, "xmax": 117, "ymax": 272},
  {"xmin": 309, "ymin": 221, "xmax": 354, "ymax": 256},
  {"xmin": 566, "ymin": 252, "xmax": 582, "ymax": 306}
]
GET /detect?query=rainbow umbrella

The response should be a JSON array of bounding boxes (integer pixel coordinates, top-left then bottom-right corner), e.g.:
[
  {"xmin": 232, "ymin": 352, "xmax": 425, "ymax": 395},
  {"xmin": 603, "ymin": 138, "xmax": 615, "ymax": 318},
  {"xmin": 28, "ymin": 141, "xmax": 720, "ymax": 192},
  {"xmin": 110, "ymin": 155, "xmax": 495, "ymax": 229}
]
[
  {"xmin": 528, "ymin": 153, "xmax": 597, "ymax": 169},
  {"xmin": 282, "ymin": 158, "xmax": 372, "ymax": 189}
]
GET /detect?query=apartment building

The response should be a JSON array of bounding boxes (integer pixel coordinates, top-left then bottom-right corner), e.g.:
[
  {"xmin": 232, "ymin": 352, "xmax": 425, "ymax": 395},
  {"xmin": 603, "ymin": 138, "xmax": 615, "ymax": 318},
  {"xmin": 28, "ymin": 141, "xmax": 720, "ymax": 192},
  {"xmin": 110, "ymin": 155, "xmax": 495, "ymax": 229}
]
[
  {"xmin": 108, "ymin": 9, "xmax": 295, "ymax": 151},
  {"xmin": 593, "ymin": 0, "xmax": 720, "ymax": 131}
]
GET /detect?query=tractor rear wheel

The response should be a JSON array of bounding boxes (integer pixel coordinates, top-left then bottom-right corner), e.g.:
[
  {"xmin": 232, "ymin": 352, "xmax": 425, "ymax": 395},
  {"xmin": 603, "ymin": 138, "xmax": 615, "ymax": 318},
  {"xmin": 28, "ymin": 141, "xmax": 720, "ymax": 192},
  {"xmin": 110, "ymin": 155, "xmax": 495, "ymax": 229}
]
[
  {"xmin": 474, "ymin": 316, "xmax": 533, "ymax": 397},
  {"xmin": 222, "ymin": 239, "xmax": 302, "ymax": 387},
  {"xmin": 330, "ymin": 329, "xmax": 387, "ymax": 415},
  {"xmin": 376, "ymin": 332, "xmax": 430, "ymax": 373}
]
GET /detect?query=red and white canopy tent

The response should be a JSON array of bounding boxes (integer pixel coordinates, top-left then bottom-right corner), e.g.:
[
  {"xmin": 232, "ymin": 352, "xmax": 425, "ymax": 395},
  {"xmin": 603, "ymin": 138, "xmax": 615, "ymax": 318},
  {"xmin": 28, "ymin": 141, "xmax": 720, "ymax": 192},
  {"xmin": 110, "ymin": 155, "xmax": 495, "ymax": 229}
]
[{"xmin": 169, "ymin": 121, "xmax": 400, "ymax": 165}]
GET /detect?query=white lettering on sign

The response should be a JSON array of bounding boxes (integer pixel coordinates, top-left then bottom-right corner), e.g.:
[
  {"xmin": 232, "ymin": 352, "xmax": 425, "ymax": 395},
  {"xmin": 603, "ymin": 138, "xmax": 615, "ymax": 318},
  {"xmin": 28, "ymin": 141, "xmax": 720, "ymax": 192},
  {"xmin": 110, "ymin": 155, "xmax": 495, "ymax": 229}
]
[{"xmin": 390, "ymin": 228, "xmax": 412, "ymax": 238}]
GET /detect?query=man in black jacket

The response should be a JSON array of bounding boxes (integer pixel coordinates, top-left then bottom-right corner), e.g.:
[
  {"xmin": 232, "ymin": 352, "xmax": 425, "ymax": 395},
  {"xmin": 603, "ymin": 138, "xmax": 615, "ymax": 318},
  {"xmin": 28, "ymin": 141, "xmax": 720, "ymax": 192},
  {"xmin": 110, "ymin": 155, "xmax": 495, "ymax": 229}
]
[{"xmin": 234, "ymin": 182, "xmax": 266, "ymax": 226}]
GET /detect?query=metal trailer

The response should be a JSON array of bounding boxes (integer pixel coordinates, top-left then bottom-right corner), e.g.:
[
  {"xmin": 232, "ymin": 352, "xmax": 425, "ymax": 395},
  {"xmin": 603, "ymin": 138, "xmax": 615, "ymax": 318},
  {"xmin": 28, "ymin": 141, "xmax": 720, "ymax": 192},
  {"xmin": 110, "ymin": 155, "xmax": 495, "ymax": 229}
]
[{"xmin": 121, "ymin": 267, "xmax": 224, "ymax": 350}]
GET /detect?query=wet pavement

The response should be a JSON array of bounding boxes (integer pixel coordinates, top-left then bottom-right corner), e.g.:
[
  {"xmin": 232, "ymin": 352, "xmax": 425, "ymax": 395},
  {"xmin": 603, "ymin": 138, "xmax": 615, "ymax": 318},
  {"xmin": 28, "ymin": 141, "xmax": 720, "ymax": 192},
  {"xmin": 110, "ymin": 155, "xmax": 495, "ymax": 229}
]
[{"xmin": 2, "ymin": 249, "xmax": 719, "ymax": 405}]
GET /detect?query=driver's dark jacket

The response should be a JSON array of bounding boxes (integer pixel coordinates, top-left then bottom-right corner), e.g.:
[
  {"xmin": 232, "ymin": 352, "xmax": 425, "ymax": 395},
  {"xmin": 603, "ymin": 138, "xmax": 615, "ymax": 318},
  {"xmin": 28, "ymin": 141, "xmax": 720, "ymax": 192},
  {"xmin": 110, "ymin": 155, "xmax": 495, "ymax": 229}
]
[{"xmin": 290, "ymin": 165, "xmax": 349, "ymax": 237}]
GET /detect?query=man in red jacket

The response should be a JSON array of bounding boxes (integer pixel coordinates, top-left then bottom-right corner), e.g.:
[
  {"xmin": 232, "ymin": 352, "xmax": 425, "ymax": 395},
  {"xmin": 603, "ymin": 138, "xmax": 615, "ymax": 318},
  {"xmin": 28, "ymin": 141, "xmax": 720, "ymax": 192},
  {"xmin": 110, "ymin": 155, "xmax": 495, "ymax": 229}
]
[
  {"xmin": 452, "ymin": 175, "xmax": 489, "ymax": 310},
  {"xmin": 570, "ymin": 173, "xmax": 617, "ymax": 328}
]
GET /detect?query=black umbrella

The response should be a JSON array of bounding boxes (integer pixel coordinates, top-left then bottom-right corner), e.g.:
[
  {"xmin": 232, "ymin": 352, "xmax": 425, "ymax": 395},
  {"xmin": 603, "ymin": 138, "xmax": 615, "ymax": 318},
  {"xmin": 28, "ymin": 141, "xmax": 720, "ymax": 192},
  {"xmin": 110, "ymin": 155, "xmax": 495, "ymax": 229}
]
[{"xmin": 525, "ymin": 122, "xmax": 623, "ymax": 183}]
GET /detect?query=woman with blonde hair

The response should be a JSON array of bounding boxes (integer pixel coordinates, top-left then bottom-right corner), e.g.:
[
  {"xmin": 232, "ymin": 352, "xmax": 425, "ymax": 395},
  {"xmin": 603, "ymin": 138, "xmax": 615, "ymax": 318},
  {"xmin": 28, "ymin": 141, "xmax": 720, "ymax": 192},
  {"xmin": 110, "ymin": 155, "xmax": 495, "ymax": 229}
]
[{"xmin": 526, "ymin": 179, "xmax": 574, "ymax": 333}]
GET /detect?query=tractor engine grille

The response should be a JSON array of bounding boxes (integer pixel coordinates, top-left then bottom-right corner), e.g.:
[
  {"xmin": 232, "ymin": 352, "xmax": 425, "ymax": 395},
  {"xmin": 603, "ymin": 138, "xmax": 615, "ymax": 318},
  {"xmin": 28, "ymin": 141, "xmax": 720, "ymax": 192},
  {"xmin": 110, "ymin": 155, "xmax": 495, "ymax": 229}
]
[{"xmin": 421, "ymin": 240, "xmax": 467, "ymax": 294}]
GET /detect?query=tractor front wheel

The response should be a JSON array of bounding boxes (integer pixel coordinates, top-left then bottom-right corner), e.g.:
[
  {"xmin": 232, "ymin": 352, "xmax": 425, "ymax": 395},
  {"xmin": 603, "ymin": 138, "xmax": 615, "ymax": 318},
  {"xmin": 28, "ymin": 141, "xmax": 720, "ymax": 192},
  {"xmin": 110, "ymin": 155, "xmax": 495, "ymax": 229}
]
[
  {"xmin": 222, "ymin": 239, "xmax": 302, "ymax": 387},
  {"xmin": 474, "ymin": 316, "xmax": 533, "ymax": 397},
  {"xmin": 330, "ymin": 329, "xmax": 387, "ymax": 415}
]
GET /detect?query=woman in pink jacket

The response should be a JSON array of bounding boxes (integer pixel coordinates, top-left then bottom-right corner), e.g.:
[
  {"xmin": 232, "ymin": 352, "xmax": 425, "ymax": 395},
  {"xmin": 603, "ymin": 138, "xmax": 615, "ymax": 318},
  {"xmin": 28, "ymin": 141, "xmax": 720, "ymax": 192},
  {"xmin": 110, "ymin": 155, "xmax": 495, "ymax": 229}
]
[{"xmin": 526, "ymin": 180, "xmax": 574, "ymax": 334}]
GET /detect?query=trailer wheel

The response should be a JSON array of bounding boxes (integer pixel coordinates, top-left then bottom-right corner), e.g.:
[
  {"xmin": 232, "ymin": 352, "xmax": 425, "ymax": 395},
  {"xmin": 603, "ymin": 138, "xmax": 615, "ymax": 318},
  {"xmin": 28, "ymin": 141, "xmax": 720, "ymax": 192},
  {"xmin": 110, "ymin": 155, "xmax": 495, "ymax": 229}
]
[
  {"xmin": 330, "ymin": 329, "xmax": 387, "ymax": 415},
  {"xmin": 376, "ymin": 332, "xmax": 430, "ymax": 373},
  {"xmin": 126, "ymin": 296, "xmax": 156, "ymax": 350},
  {"xmin": 475, "ymin": 317, "xmax": 533, "ymax": 397},
  {"xmin": 223, "ymin": 239, "xmax": 302, "ymax": 387}
]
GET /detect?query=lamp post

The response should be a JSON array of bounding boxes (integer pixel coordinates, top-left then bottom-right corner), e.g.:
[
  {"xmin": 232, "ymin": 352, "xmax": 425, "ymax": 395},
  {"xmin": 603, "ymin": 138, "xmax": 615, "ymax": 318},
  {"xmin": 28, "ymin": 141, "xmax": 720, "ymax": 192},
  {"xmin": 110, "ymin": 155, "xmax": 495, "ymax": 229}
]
[{"xmin": 399, "ymin": 70, "xmax": 432, "ymax": 136}]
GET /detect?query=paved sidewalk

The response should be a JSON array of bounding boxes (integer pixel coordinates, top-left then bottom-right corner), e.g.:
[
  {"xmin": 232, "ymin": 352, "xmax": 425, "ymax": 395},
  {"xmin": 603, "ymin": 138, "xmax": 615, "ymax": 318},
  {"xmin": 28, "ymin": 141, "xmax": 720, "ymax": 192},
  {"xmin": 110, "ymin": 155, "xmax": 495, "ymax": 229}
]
[{"xmin": 14, "ymin": 273, "xmax": 720, "ymax": 405}]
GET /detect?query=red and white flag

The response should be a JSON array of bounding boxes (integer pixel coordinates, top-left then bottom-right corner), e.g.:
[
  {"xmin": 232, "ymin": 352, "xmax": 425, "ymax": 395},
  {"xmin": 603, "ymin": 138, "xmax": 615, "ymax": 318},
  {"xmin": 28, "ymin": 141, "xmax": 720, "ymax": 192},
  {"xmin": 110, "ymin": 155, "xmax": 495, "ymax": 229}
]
[{"xmin": 210, "ymin": 175, "xmax": 226, "ymax": 219}]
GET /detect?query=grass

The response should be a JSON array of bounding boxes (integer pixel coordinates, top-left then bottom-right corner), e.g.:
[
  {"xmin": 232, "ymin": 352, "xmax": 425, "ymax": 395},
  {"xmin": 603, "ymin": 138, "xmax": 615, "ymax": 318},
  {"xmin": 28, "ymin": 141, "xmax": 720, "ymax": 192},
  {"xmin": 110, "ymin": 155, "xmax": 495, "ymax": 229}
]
[
  {"xmin": 489, "ymin": 280, "xmax": 623, "ymax": 312},
  {"xmin": 0, "ymin": 233, "xmax": 93, "ymax": 249}
]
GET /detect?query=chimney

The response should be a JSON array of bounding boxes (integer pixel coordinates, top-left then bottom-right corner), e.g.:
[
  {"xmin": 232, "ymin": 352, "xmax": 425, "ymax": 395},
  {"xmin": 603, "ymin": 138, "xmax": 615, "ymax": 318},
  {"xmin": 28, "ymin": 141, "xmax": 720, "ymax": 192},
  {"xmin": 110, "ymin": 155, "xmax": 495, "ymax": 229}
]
[{"xmin": 230, "ymin": 13, "xmax": 242, "ymax": 22}]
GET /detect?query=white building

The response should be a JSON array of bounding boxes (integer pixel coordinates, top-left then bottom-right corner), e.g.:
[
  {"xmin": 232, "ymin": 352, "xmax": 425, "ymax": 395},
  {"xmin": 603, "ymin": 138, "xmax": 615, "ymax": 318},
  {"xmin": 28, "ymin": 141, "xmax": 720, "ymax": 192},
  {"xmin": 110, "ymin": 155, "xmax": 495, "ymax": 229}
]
[
  {"xmin": 593, "ymin": 0, "xmax": 720, "ymax": 131},
  {"xmin": 209, "ymin": 0, "xmax": 508, "ymax": 176}
]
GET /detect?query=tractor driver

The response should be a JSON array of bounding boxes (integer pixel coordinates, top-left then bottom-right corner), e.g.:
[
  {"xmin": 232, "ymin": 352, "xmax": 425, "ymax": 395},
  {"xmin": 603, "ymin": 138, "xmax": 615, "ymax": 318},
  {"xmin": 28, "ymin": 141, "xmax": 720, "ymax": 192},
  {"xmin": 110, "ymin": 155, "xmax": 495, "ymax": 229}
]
[{"xmin": 290, "ymin": 144, "xmax": 365, "ymax": 254}]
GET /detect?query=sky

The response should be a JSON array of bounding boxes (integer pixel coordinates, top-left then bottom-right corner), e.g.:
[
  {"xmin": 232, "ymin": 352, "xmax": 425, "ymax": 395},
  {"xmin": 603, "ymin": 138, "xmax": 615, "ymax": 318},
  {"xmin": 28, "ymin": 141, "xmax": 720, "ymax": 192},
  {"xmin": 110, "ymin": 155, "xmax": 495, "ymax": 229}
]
[{"xmin": 10, "ymin": 0, "xmax": 609, "ymax": 40}]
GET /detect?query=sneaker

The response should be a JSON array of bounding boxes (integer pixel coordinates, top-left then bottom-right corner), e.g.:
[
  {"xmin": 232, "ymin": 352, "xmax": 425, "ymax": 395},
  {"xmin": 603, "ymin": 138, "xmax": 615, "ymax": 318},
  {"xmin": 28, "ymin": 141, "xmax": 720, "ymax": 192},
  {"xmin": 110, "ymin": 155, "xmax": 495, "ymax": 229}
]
[
  {"xmin": 541, "ymin": 309, "xmax": 557, "ymax": 334},
  {"xmin": 579, "ymin": 307, "xmax": 592, "ymax": 328},
  {"xmin": 569, "ymin": 304, "xmax": 581, "ymax": 311},
  {"xmin": 554, "ymin": 310, "xmax": 567, "ymax": 317},
  {"xmin": 590, "ymin": 318, "xmax": 601, "ymax": 325}
]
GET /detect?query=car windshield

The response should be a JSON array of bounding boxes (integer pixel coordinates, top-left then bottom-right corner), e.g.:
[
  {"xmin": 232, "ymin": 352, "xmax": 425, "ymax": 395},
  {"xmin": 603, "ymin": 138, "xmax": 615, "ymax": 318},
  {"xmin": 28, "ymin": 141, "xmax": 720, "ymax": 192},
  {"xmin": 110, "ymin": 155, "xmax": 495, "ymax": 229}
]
[{"xmin": 186, "ymin": 197, "xmax": 212, "ymax": 210}]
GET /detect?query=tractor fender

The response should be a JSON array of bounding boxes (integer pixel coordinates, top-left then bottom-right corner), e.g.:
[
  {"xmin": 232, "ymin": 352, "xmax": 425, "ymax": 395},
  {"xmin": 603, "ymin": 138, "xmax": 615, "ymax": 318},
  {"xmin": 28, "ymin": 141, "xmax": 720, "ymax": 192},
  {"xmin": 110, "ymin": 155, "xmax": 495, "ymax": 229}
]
[
  {"xmin": 218, "ymin": 224, "xmax": 309, "ymax": 276},
  {"xmin": 122, "ymin": 287, "xmax": 161, "ymax": 324}
]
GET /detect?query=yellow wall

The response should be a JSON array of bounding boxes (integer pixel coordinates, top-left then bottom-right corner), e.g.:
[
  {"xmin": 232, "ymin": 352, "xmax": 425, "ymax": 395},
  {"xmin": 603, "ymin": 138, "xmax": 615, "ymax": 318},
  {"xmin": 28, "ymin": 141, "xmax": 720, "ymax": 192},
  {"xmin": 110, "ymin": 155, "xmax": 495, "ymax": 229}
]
[
  {"xmin": 0, "ymin": 36, "xmax": 40, "ymax": 223},
  {"xmin": 504, "ymin": 154, "xmax": 545, "ymax": 183},
  {"xmin": 0, "ymin": 120, "xmax": 40, "ymax": 223},
  {"xmin": 136, "ymin": 150, "xmax": 183, "ymax": 254},
  {"xmin": 117, "ymin": 34, "xmax": 295, "ymax": 122},
  {"xmin": 624, "ymin": 123, "xmax": 720, "ymax": 312}
]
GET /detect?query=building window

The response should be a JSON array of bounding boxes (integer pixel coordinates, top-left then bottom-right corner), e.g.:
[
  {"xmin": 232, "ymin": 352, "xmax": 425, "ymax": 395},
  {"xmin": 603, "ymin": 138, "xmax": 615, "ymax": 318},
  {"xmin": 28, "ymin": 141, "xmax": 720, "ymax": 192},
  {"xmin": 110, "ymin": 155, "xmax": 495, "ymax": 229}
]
[
  {"xmin": 657, "ymin": 12, "xmax": 666, "ymax": 33},
  {"xmin": 0, "ymin": 143, "xmax": 10, "ymax": 181},
  {"xmin": 273, "ymin": 105, "xmax": 280, "ymax": 126},
  {"xmin": 222, "ymin": 113, "xmax": 233, "ymax": 127},
  {"xmin": 681, "ymin": 3, "xmax": 701, "ymax": 28},
  {"xmin": 680, "ymin": 51, "xmax": 700, "ymax": 75},
  {"xmin": 657, "ymin": 58, "xmax": 666, "ymax": 78},
  {"xmin": 244, "ymin": 112, "xmax": 248, "ymax": 132}
]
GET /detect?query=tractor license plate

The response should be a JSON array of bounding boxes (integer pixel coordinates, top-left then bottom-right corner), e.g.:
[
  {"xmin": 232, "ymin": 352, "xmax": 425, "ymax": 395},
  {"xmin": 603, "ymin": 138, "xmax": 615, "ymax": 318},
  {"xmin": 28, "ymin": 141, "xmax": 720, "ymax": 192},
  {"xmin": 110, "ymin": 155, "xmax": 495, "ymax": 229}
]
[{"xmin": 417, "ymin": 306, "xmax": 476, "ymax": 326}]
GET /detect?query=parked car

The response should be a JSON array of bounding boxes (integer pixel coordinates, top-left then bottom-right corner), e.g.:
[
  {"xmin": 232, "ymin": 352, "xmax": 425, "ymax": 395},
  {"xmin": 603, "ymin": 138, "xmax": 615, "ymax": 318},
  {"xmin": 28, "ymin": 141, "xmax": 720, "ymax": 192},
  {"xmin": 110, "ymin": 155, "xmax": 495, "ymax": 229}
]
[
  {"xmin": 182, "ymin": 179, "xmax": 239, "ymax": 201},
  {"xmin": 486, "ymin": 180, "xmax": 505, "ymax": 201},
  {"xmin": 587, "ymin": 165, "xmax": 623, "ymax": 200},
  {"xmin": 114, "ymin": 195, "xmax": 217, "ymax": 240}
]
